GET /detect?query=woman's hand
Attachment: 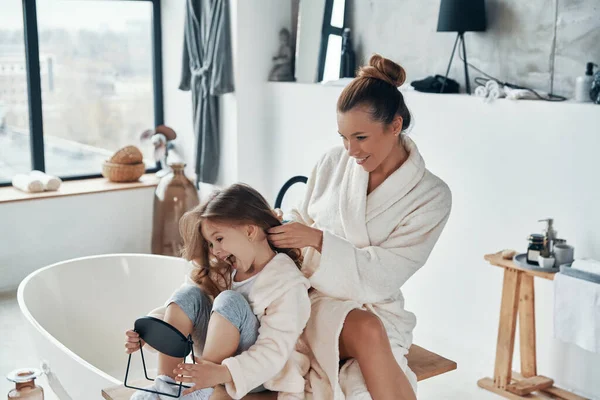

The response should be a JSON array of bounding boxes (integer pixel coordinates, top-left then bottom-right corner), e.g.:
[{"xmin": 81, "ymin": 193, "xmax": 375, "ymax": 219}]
[
  {"xmin": 124, "ymin": 330, "xmax": 145, "ymax": 354},
  {"xmin": 174, "ymin": 358, "xmax": 232, "ymax": 395},
  {"xmin": 268, "ymin": 222, "xmax": 323, "ymax": 252}
]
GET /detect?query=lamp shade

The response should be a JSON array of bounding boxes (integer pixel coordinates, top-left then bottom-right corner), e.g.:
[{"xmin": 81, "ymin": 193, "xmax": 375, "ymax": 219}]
[{"xmin": 437, "ymin": 0, "xmax": 486, "ymax": 33}]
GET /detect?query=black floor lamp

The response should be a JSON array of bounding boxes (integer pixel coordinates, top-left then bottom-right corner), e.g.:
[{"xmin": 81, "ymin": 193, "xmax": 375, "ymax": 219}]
[{"xmin": 437, "ymin": 0, "xmax": 486, "ymax": 94}]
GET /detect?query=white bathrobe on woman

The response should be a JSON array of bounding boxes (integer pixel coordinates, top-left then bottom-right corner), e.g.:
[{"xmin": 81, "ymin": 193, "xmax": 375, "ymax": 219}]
[{"xmin": 290, "ymin": 137, "xmax": 452, "ymax": 399}]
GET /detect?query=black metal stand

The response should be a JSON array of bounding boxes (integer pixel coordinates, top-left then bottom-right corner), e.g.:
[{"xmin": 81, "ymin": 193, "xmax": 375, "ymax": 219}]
[
  {"xmin": 124, "ymin": 333, "xmax": 196, "ymax": 398},
  {"xmin": 440, "ymin": 32, "xmax": 471, "ymax": 94}
]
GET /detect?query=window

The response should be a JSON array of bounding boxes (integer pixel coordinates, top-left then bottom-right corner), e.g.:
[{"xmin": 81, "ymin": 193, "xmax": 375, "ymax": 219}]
[
  {"xmin": 0, "ymin": 0, "xmax": 163, "ymax": 186},
  {"xmin": 317, "ymin": 0, "xmax": 346, "ymax": 82},
  {"xmin": 0, "ymin": 0, "xmax": 32, "ymax": 182}
]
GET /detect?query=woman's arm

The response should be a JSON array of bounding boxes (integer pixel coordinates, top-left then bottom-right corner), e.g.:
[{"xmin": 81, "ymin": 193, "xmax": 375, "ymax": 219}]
[{"xmin": 221, "ymin": 285, "xmax": 311, "ymax": 399}]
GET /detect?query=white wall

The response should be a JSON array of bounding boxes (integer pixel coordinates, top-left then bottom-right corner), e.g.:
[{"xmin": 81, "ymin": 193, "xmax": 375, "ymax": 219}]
[
  {"xmin": 233, "ymin": 0, "xmax": 292, "ymax": 198},
  {"xmin": 0, "ymin": 189, "xmax": 154, "ymax": 292},
  {"xmin": 267, "ymin": 82, "xmax": 600, "ymax": 398},
  {"xmin": 348, "ymin": 0, "xmax": 600, "ymax": 97}
]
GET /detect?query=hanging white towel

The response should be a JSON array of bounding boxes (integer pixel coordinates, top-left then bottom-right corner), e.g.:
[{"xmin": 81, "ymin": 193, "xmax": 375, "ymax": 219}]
[
  {"xmin": 554, "ymin": 272, "xmax": 600, "ymax": 353},
  {"xmin": 11, "ymin": 174, "xmax": 44, "ymax": 193},
  {"xmin": 31, "ymin": 170, "xmax": 62, "ymax": 191}
]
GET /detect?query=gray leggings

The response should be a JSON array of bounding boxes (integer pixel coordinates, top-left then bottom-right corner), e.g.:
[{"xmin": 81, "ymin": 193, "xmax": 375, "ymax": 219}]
[{"xmin": 168, "ymin": 286, "xmax": 265, "ymax": 392}]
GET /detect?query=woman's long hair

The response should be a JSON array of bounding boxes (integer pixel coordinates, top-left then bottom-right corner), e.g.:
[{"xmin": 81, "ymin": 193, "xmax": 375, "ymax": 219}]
[{"xmin": 179, "ymin": 183, "xmax": 302, "ymax": 298}]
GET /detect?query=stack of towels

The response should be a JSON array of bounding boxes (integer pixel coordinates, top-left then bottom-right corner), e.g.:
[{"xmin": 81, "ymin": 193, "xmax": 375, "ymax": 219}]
[
  {"xmin": 554, "ymin": 259, "xmax": 600, "ymax": 353},
  {"xmin": 12, "ymin": 170, "xmax": 62, "ymax": 193},
  {"xmin": 474, "ymin": 80, "xmax": 548, "ymax": 102}
]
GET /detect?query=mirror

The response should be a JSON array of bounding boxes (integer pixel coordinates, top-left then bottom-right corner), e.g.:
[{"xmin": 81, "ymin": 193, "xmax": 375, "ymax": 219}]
[{"xmin": 294, "ymin": 0, "xmax": 349, "ymax": 83}]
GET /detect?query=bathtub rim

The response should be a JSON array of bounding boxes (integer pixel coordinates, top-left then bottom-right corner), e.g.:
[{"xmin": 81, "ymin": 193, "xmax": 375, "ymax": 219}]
[{"xmin": 17, "ymin": 252, "xmax": 188, "ymax": 386}]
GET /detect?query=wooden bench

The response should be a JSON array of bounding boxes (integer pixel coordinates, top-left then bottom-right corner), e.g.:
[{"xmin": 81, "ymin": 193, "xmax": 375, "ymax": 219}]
[{"xmin": 102, "ymin": 344, "xmax": 456, "ymax": 399}]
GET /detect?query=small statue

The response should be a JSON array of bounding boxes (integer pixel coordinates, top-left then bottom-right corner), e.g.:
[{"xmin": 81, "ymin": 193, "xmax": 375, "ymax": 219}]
[
  {"xmin": 140, "ymin": 125, "xmax": 178, "ymax": 177},
  {"xmin": 268, "ymin": 28, "xmax": 295, "ymax": 82}
]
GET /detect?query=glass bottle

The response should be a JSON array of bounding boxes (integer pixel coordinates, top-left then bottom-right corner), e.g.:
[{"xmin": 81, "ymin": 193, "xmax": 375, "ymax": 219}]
[
  {"xmin": 340, "ymin": 28, "xmax": 356, "ymax": 78},
  {"xmin": 151, "ymin": 163, "xmax": 200, "ymax": 256},
  {"xmin": 7, "ymin": 369, "xmax": 44, "ymax": 399}
]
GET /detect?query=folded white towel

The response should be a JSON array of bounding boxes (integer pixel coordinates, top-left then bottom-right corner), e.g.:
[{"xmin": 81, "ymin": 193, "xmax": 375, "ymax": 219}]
[
  {"xmin": 571, "ymin": 259, "xmax": 600, "ymax": 276},
  {"xmin": 474, "ymin": 85, "xmax": 488, "ymax": 98},
  {"xmin": 12, "ymin": 174, "xmax": 44, "ymax": 193},
  {"xmin": 504, "ymin": 87, "xmax": 540, "ymax": 100},
  {"xmin": 31, "ymin": 170, "xmax": 62, "ymax": 191},
  {"xmin": 554, "ymin": 272, "xmax": 600, "ymax": 353}
]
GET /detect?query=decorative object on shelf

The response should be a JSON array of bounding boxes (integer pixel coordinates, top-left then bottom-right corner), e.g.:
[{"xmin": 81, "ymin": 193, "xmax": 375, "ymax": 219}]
[
  {"xmin": 437, "ymin": 0, "xmax": 487, "ymax": 94},
  {"xmin": 102, "ymin": 145, "xmax": 145, "ymax": 183},
  {"xmin": 6, "ymin": 368, "xmax": 45, "ymax": 399},
  {"xmin": 151, "ymin": 162, "xmax": 199, "ymax": 256},
  {"xmin": 340, "ymin": 28, "xmax": 356, "ymax": 78},
  {"xmin": 269, "ymin": 28, "xmax": 295, "ymax": 82},
  {"xmin": 140, "ymin": 125, "xmax": 178, "ymax": 178}
]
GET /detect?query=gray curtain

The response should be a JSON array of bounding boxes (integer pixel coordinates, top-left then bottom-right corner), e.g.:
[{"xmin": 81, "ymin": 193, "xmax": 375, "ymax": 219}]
[{"xmin": 179, "ymin": 0, "xmax": 234, "ymax": 185}]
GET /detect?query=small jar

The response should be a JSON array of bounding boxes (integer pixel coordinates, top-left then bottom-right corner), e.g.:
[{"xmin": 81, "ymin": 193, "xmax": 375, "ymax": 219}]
[
  {"xmin": 6, "ymin": 369, "xmax": 44, "ymax": 399},
  {"xmin": 526, "ymin": 234, "xmax": 545, "ymax": 265}
]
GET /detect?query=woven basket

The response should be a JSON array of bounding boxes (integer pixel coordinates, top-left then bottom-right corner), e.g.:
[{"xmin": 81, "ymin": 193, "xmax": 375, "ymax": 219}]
[
  {"xmin": 109, "ymin": 145, "xmax": 144, "ymax": 165},
  {"xmin": 102, "ymin": 161, "xmax": 145, "ymax": 182}
]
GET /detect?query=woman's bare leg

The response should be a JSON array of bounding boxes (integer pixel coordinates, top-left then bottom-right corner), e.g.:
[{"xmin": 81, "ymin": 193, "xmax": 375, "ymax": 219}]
[{"xmin": 339, "ymin": 309, "xmax": 416, "ymax": 400}]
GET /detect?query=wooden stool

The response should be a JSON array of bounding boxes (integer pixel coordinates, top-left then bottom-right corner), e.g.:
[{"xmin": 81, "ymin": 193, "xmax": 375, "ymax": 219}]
[
  {"xmin": 477, "ymin": 251, "xmax": 588, "ymax": 399},
  {"xmin": 102, "ymin": 345, "xmax": 456, "ymax": 399}
]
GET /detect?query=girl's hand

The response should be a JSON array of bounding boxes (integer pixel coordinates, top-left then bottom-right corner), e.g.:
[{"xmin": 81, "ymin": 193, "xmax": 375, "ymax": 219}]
[
  {"xmin": 268, "ymin": 222, "xmax": 323, "ymax": 252},
  {"xmin": 174, "ymin": 358, "xmax": 232, "ymax": 395},
  {"xmin": 124, "ymin": 330, "xmax": 145, "ymax": 354}
]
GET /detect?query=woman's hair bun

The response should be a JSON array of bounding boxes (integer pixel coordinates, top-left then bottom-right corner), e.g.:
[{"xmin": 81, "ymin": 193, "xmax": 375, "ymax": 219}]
[{"xmin": 357, "ymin": 54, "xmax": 406, "ymax": 87}]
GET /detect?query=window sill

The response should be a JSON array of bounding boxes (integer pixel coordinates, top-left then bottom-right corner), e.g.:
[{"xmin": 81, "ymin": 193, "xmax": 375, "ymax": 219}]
[{"xmin": 0, "ymin": 174, "xmax": 159, "ymax": 205}]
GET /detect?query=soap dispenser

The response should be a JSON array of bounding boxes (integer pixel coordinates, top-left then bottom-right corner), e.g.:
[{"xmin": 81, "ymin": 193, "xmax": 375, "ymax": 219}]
[
  {"xmin": 538, "ymin": 218, "xmax": 557, "ymax": 257},
  {"xmin": 574, "ymin": 62, "xmax": 596, "ymax": 102}
]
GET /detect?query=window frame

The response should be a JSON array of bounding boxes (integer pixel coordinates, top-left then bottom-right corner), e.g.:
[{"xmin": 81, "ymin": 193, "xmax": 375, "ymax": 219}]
[
  {"xmin": 317, "ymin": 0, "xmax": 346, "ymax": 82},
  {"xmin": 1, "ymin": 0, "xmax": 164, "ymax": 187}
]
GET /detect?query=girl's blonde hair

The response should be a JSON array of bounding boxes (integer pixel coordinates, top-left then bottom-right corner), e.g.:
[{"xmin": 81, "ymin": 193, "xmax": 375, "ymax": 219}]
[{"xmin": 179, "ymin": 183, "xmax": 302, "ymax": 298}]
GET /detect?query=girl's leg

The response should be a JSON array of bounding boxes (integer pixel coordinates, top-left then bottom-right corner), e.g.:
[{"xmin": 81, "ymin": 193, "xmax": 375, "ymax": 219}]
[
  {"xmin": 202, "ymin": 290, "xmax": 259, "ymax": 363},
  {"xmin": 203, "ymin": 290, "xmax": 270, "ymax": 398},
  {"xmin": 158, "ymin": 303, "xmax": 194, "ymax": 377},
  {"xmin": 339, "ymin": 309, "xmax": 416, "ymax": 400},
  {"xmin": 158, "ymin": 285, "xmax": 212, "ymax": 377}
]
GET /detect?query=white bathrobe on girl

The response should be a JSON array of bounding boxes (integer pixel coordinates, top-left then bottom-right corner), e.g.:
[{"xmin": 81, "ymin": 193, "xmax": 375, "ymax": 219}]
[
  {"xmin": 290, "ymin": 137, "xmax": 452, "ymax": 399},
  {"xmin": 149, "ymin": 253, "xmax": 312, "ymax": 399}
]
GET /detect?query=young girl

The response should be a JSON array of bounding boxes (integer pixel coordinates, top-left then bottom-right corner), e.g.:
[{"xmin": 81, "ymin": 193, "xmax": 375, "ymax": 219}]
[{"xmin": 125, "ymin": 183, "xmax": 311, "ymax": 399}]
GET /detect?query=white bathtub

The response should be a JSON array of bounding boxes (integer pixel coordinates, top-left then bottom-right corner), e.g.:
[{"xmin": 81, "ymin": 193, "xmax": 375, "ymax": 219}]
[{"xmin": 18, "ymin": 254, "xmax": 193, "ymax": 399}]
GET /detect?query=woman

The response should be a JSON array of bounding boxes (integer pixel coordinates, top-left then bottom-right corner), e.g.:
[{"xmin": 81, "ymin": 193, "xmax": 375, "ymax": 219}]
[{"xmin": 268, "ymin": 54, "xmax": 452, "ymax": 400}]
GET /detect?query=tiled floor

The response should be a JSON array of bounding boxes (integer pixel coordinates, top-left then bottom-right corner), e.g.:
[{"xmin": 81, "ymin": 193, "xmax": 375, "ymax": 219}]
[
  {"xmin": 1, "ymin": 291, "xmax": 500, "ymax": 399},
  {"xmin": 0, "ymin": 291, "xmax": 58, "ymax": 400}
]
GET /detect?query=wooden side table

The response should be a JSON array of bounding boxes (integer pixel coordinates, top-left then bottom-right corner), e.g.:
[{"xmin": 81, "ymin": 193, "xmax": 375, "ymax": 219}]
[{"xmin": 477, "ymin": 252, "xmax": 588, "ymax": 399}]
